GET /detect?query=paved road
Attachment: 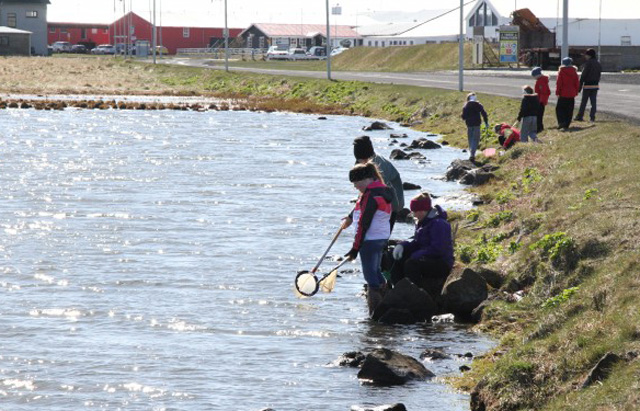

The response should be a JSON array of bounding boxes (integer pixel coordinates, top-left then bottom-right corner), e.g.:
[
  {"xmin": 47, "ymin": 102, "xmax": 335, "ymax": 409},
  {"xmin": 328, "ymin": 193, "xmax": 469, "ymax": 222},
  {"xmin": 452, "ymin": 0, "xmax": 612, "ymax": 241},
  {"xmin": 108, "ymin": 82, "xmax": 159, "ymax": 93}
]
[{"xmin": 165, "ymin": 58, "xmax": 640, "ymax": 124}]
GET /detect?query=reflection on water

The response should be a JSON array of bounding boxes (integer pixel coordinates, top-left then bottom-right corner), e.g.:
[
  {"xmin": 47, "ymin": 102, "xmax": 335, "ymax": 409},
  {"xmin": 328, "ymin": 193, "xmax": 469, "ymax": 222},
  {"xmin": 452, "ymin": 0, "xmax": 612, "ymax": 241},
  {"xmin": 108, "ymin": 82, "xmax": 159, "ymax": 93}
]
[{"xmin": 0, "ymin": 107, "xmax": 492, "ymax": 410}]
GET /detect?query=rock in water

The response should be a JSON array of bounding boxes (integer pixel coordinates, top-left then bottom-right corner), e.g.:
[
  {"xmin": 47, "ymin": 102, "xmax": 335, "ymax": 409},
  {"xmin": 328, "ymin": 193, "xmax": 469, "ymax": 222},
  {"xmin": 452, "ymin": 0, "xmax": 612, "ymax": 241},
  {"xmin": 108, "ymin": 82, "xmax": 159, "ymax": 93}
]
[{"xmin": 357, "ymin": 348, "xmax": 435, "ymax": 385}]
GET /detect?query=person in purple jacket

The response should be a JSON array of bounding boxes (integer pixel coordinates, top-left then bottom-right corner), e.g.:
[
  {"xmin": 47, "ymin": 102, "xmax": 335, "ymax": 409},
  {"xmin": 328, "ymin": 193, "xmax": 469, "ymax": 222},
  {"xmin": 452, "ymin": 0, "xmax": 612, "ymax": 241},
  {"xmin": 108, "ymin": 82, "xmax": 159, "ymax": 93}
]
[{"xmin": 390, "ymin": 192, "xmax": 454, "ymax": 300}]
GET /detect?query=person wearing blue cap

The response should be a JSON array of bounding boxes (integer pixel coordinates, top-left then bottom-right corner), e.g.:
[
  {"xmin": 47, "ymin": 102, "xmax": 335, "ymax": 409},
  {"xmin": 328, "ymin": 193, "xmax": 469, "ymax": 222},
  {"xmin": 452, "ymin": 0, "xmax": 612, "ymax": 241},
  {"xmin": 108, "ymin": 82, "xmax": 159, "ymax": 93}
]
[{"xmin": 555, "ymin": 57, "xmax": 580, "ymax": 131}]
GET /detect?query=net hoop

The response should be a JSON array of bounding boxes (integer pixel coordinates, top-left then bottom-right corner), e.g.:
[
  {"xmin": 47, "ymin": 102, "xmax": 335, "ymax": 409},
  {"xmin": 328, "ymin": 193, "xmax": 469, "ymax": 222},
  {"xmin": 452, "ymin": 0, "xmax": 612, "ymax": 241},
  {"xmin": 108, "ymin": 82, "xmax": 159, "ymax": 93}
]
[{"xmin": 295, "ymin": 271, "xmax": 320, "ymax": 297}]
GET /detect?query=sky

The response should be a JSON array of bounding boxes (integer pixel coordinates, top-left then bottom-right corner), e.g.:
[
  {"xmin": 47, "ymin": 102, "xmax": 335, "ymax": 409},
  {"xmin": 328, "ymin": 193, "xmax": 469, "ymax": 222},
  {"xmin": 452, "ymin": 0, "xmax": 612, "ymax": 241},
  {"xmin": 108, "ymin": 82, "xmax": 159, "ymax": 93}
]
[{"xmin": 47, "ymin": 0, "xmax": 640, "ymax": 28}]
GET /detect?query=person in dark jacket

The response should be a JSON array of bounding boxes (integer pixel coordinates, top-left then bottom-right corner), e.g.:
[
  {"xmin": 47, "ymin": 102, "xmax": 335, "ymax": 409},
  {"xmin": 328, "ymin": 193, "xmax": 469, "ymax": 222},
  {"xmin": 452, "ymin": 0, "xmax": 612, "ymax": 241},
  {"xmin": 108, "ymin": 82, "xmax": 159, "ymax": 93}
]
[
  {"xmin": 517, "ymin": 85, "xmax": 541, "ymax": 143},
  {"xmin": 575, "ymin": 48, "xmax": 602, "ymax": 122},
  {"xmin": 343, "ymin": 162, "xmax": 394, "ymax": 316},
  {"xmin": 461, "ymin": 92, "xmax": 489, "ymax": 162},
  {"xmin": 353, "ymin": 136, "xmax": 404, "ymax": 232},
  {"xmin": 555, "ymin": 57, "xmax": 580, "ymax": 130},
  {"xmin": 390, "ymin": 192, "xmax": 454, "ymax": 300},
  {"xmin": 531, "ymin": 67, "xmax": 551, "ymax": 132}
]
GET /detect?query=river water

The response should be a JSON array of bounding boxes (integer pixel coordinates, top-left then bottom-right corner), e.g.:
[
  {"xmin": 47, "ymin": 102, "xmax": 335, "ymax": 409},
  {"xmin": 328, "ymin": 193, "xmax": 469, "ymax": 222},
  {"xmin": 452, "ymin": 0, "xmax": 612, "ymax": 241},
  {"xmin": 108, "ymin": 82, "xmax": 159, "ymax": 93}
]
[{"xmin": 0, "ymin": 106, "xmax": 492, "ymax": 410}]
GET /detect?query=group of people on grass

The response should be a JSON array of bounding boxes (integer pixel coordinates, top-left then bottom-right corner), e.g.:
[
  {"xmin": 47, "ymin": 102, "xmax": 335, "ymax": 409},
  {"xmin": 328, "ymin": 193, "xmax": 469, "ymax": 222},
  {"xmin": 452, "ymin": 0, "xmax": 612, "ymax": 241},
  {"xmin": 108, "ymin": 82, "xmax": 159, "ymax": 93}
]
[
  {"xmin": 461, "ymin": 48, "xmax": 602, "ymax": 160},
  {"xmin": 341, "ymin": 136, "xmax": 454, "ymax": 316}
]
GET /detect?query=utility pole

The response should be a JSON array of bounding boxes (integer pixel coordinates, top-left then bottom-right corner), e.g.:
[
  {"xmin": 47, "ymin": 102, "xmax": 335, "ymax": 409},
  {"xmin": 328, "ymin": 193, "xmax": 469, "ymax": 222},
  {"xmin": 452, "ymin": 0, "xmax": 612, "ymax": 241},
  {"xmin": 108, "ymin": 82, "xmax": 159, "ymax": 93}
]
[
  {"xmin": 325, "ymin": 0, "xmax": 331, "ymax": 80},
  {"xmin": 152, "ymin": 0, "xmax": 157, "ymax": 64},
  {"xmin": 561, "ymin": 0, "xmax": 568, "ymax": 59},
  {"xmin": 224, "ymin": 0, "xmax": 229, "ymax": 72},
  {"xmin": 458, "ymin": 0, "xmax": 464, "ymax": 91}
]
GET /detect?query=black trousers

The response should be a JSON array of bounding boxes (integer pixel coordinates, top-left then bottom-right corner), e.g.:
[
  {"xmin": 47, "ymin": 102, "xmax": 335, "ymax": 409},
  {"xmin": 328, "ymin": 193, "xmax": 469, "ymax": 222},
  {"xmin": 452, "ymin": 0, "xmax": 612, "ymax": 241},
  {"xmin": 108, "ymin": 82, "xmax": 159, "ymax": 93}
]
[
  {"xmin": 556, "ymin": 97, "xmax": 575, "ymax": 129},
  {"xmin": 391, "ymin": 255, "xmax": 452, "ymax": 300},
  {"xmin": 577, "ymin": 89, "xmax": 598, "ymax": 121},
  {"xmin": 537, "ymin": 104, "xmax": 546, "ymax": 133}
]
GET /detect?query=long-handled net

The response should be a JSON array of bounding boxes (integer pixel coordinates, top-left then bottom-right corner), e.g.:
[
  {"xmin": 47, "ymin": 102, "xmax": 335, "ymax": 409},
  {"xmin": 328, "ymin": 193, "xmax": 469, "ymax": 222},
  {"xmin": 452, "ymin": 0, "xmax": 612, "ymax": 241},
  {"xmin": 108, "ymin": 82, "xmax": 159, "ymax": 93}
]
[{"xmin": 294, "ymin": 259, "xmax": 349, "ymax": 298}]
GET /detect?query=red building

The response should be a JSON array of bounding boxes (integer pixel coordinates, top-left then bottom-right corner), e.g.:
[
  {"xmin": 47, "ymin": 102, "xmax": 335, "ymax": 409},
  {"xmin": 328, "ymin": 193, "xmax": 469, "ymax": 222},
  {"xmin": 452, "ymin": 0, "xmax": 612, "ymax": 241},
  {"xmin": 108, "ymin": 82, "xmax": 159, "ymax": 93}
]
[
  {"xmin": 48, "ymin": 12, "xmax": 243, "ymax": 54},
  {"xmin": 48, "ymin": 22, "xmax": 111, "ymax": 49}
]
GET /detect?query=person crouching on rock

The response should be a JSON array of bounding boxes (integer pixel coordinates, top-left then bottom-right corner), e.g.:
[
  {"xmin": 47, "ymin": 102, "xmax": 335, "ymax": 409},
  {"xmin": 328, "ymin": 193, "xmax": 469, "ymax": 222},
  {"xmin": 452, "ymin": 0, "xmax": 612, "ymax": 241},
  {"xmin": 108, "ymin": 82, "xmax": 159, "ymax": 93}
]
[
  {"xmin": 390, "ymin": 193, "xmax": 454, "ymax": 301},
  {"xmin": 342, "ymin": 162, "xmax": 394, "ymax": 316}
]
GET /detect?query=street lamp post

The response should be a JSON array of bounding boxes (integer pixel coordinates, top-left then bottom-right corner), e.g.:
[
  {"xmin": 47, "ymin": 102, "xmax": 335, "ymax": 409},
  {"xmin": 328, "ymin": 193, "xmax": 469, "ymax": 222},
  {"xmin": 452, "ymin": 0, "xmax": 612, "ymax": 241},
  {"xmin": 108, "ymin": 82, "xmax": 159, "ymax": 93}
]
[
  {"xmin": 224, "ymin": 0, "xmax": 229, "ymax": 72},
  {"xmin": 325, "ymin": 0, "xmax": 331, "ymax": 80},
  {"xmin": 459, "ymin": 0, "xmax": 464, "ymax": 91},
  {"xmin": 561, "ymin": 0, "xmax": 568, "ymax": 59},
  {"xmin": 152, "ymin": 0, "xmax": 157, "ymax": 64}
]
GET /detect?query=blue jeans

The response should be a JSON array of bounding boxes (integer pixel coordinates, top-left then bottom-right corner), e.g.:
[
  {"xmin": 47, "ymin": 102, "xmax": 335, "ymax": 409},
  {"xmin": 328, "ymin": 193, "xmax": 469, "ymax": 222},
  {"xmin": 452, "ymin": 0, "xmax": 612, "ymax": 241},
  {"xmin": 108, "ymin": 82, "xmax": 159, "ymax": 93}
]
[
  {"xmin": 467, "ymin": 126, "xmax": 480, "ymax": 157},
  {"xmin": 359, "ymin": 239, "xmax": 387, "ymax": 289}
]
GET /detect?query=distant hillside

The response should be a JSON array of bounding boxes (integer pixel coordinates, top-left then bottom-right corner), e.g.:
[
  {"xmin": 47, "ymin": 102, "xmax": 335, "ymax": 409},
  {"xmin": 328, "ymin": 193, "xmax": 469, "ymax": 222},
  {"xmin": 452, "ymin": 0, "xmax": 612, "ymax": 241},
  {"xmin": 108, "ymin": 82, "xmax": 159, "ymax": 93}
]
[{"xmin": 332, "ymin": 42, "xmax": 475, "ymax": 72}]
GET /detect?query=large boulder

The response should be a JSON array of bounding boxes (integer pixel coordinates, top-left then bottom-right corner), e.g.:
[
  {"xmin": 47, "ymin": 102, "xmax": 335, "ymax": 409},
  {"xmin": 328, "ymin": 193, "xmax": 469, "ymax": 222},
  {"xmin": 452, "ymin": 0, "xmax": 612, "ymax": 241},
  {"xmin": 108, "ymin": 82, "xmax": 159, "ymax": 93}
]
[
  {"xmin": 357, "ymin": 348, "xmax": 435, "ymax": 385},
  {"xmin": 409, "ymin": 138, "xmax": 441, "ymax": 150},
  {"xmin": 446, "ymin": 159, "xmax": 499, "ymax": 186},
  {"xmin": 441, "ymin": 267, "xmax": 488, "ymax": 319},
  {"xmin": 351, "ymin": 404, "xmax": 407, "ymax": 411},
  {"xmin": 363, "ymin": 121, "xmax": 393, "ymax": 131},
  {"xmin": 372, "ymin": 278, "xmax": 438, "ymax": 324},
  {"xmin": 389, "ymin": 149, "xmax": 410, "ymax": 160}
]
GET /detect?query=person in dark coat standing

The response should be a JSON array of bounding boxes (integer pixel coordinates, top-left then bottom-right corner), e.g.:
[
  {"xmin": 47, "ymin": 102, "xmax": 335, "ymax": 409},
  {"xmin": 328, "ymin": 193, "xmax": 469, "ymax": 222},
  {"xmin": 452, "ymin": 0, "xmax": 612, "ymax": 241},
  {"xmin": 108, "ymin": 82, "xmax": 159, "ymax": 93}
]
[
  {"xmin": 461, "ymin": 92, "xmax": 489, "ymax": 162},
  {"xmin": 531, "ymin": 67, "xmax": 550, "ymax": 132},
  {"xmin": 575, "ymin": 48, "xmax": 602, "ymax": 122},
  {"xmin": 517, "ymin": 85, "xmax": 541, "ymax": 143},
  {"xmin": 352, "ymin": 136, "xmax": 404, "ymax": 232},
  {"xmin": 555, "ymin": 57, "xmax": 580, "ymax": 131}
]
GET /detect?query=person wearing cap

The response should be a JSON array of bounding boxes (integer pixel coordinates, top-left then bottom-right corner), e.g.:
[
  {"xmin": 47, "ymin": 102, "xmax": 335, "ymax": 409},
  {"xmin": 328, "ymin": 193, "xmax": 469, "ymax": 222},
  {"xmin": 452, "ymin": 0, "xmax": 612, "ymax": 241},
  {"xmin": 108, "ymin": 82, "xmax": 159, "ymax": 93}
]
[
  {"xmin": 390, "ymin": 192, "xmax": 454, "ymax": 300},
  {"xmin": 555, "ymin": 57, "xmax": 580, "ymax": 131},
  {"xmin": 517, "ymin": 85, "xmax": 541, "ymax": 143},
  {"xmin": 531, "ymin": 67, "xmax": 550, "ymax": 132},
  {"xmin": 575, "ymin": 48, "xmax": 602, "ymax": 122},
  {"xmin": 343, "ymin": 162, "xmax": 394, "ymax": 316},
  {"xmin": 461, "ymin": 92, "xmax": 489, "ymax": 162},
  {"xmin": 352, "ymin": 135, "xmax": 404, "ymax": 232}
]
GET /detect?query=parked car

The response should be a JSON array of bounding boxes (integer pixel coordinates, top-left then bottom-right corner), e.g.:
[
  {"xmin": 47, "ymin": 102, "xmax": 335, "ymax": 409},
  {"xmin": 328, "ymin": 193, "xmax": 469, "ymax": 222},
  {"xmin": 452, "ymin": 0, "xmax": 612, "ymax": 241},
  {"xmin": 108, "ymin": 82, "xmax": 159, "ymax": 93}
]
[
  {"xmin": 51, "ymin": 41, "xmax": 72, "ymax": 53},
  {"xmin": 155, "ymin": 45, "xmax": 169, "ymax": 55},
  {"xmin": 91, "ymin": 44, "xmax": 116, "ymax": 55},
  {"xmin": 265, "ymin": 45, "xmax": 289, "ymax": 60},
  {"xmin": 330, "ymin": 47, "xmax": 348, "ymax": 56},
  {"xmin": 70, "ymin": 44, "xmax": 88, "ymax": 54},
  {"xmin": 307, "ymin": 46, "xmax": 328, "ymax": 60},
  {"xmin": 286, "ymin": 48, "xmax": 309, "ymax": 61}
]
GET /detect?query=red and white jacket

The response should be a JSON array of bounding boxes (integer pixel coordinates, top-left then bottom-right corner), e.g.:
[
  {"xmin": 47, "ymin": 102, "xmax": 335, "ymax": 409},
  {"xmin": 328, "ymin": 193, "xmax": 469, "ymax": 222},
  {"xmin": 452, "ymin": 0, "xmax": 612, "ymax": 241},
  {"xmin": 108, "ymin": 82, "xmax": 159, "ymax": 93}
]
[{"xmin": 351, "ymin": 181, "xmax": 393, "ymax": 250}]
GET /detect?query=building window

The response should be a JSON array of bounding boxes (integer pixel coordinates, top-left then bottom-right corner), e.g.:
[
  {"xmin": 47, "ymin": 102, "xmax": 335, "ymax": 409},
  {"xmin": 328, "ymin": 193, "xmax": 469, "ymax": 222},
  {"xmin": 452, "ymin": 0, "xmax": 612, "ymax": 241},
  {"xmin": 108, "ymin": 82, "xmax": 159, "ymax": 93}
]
[
  {"xmin": 50, "ymin": 27, "xmax": 56, "ymax": 33},
  {"xmin": 61, "ymin": 28, "xmax": 68, "ymax": 34},
  {"xmin": 183, "ymin": 28, "xmax": 190, "ymax": 38},
  {"xmin": 92, "ymin": 29, "xmax": 97, "ymax": 34},
  {"xmin": 26, "ymin": 10, "xmax": 38, "ymax": 18},
  {"xmin": 7, "ymin": 13, "xmax": 17, "ymax": 28},
  {"xmin": 103, "ymin": 28, "xmax": 108, "ymax": 34},
  {"xmin": 258, "ymin": 36, "xmax": 265, "ymax": 49},
  {"xmin": 0, "ymin": 36, "xmax": 9, "ymax": 46},
  {"xmin": 81, "ymin": 28, "xmax": 87, "ymax": 39},
  {"xmin": 621, "ymin": 36, "xmax": 631, "ymax": 46}
]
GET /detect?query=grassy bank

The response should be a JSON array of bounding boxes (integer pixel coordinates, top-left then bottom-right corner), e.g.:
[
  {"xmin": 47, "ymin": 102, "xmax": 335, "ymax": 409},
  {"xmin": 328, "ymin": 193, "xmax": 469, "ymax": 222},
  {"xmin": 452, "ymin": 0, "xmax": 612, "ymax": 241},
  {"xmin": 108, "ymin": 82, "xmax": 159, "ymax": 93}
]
[
  {"xmin": 224, "ymin": 42, "xmax": 475, "ymax": 72},
  {"xmin": 2, "ymin": 56, "xmax": 640, "ymax": 410}
]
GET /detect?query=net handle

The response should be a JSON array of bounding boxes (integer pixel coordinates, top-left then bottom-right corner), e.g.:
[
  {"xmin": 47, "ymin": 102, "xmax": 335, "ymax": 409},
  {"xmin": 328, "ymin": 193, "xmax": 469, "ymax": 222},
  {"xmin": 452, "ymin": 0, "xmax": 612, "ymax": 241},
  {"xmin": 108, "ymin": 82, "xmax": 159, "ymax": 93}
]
[
  {"xmin": 318, "ymin": 258, "xmax": 349, "ymax": 283},
  {"xmin": 310, "ymin": 226, "xmax": 344, "ymax": 274}
]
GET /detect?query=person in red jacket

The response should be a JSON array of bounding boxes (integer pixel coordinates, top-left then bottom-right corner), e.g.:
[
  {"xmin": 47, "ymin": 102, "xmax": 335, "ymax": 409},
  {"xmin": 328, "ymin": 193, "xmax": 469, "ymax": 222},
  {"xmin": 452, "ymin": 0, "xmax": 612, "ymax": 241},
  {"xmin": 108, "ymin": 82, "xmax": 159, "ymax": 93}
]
[
  {"xmin": 555, "ymin": 57, "xmax": 580, "ymax": 131},
  {"xmin": 531, "ymin": 67, "xmax": 550, "ymax": 132},
  {"xmin": 494, "ymin": 123, "xmax": 520, "ymax": 149}
]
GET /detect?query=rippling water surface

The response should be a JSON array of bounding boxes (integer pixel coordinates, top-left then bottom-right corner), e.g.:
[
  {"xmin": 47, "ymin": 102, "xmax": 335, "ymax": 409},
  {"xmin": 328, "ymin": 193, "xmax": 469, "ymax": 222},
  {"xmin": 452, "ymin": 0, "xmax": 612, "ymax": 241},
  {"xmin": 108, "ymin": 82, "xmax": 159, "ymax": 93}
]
[{"xmin": 0, "ymin": 107, "xmax": 492, "ymax": 410}]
